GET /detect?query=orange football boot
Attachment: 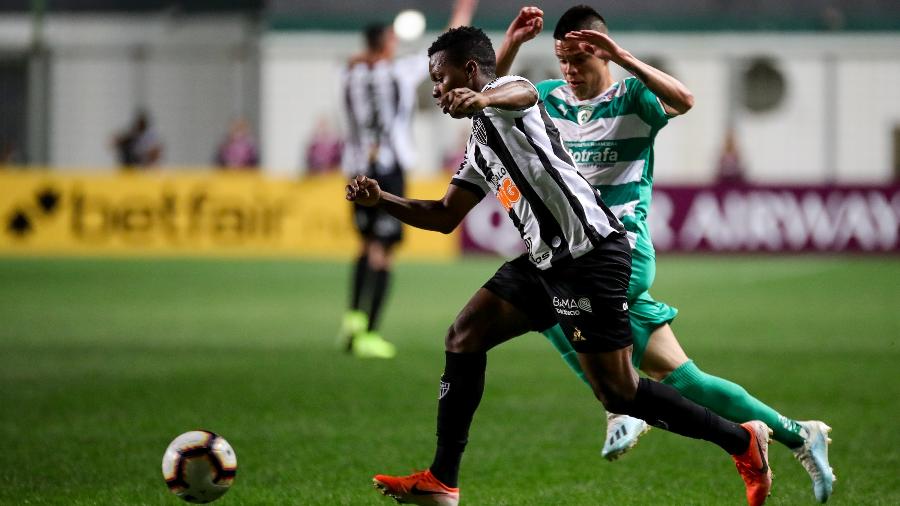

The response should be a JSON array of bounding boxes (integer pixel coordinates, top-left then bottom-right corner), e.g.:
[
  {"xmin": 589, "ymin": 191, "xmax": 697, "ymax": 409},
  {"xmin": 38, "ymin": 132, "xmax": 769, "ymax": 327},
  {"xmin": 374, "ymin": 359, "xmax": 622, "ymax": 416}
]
[
  {"xmin": 732, "ymin": 420, "xmax": 774, "ymax": 506},
  {"xmin": 373, "ymin": 469, "xmax": 459, "ymax": 506}
]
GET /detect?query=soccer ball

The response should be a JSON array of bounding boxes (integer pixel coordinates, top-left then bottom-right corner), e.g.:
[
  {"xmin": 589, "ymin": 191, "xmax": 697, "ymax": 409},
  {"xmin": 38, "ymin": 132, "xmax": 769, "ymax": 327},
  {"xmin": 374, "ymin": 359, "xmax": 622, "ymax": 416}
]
[{"xmin": 162, "ymin": 430, "xmax": 237, "ymax": 503}]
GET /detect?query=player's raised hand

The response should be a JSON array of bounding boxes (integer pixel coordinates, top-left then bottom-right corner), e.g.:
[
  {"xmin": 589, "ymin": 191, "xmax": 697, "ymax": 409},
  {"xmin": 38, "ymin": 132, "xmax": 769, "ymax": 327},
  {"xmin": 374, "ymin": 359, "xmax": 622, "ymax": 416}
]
[
  {"xmin": 565, "ymin": 30, "xmax": 623, "ymax": 61},
  {"xmin": 346, "ymin": 175, "xmax": 382, "ymax": 207},
  {"xmin": 441, "ymin": 88, "xmax": 489, "ymax": 118},
  {"xmin": 448, "ymin": 0, "xmax": 480, "ymax": 29},
  {"xmin": 505, "ymin": 7, "xmax": 543, "ymax": 45}
]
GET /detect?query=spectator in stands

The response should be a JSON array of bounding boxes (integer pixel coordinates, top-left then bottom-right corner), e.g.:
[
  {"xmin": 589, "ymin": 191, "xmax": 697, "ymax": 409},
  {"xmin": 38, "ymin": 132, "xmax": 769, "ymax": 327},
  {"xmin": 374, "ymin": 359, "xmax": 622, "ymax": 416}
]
[
  {"xmin": 113, "ymin": 110, "xmax": 163, "ymax": 169},
  {"xmin": 716, "ymin": 128, "xmax": 747, "ymax": 184},
  {"xmin": 216, "ymin": 118, "xmax": 259, "ymax": 170},
  {"xmin": 0, "ymin": 141, "xmax": 19, "ymax": 166},
  {"xmin": 305, "ymin": 116, "xmax": 343, "ymax": 174}
]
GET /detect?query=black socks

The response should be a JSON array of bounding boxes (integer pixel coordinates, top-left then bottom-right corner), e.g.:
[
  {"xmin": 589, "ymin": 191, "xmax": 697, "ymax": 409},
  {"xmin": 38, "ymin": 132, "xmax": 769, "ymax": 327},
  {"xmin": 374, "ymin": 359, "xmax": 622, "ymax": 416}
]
[
  {"xmin": 629, "ymin": 377, "xmax": 750, "ymax": 455},
  {"xmin": 350, "ymin": 254, "xmax": 369, "ymax": 311},
  {"xmin": 367, "ymin": 269, "xmax": 390, "ymax": 331},
  {"xmin": 349, "ymin": 254, "xmax": 391, "ymax": 332},
  {"xmin": 430, "ymin": 351, "xmax": 487, "ymax": 487}
]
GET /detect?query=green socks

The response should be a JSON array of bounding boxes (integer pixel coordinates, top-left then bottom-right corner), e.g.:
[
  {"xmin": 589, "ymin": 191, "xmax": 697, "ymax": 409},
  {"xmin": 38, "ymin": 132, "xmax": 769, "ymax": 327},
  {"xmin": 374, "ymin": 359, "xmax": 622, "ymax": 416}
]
[
  {"xmin": 540, "ymin": 327, "xmax": 807, "ymax": 449},
  {"xmin": 661, "ymin": 360, "xmax": 806, "ymax": 448}
]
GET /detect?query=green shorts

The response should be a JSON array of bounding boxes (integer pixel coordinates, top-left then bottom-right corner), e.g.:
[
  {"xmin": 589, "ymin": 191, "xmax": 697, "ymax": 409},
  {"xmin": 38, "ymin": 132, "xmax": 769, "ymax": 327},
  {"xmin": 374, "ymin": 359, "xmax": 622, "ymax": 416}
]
[{"xmin": 627, "ymin": 220, "xmax": 677, "ymax": 368}]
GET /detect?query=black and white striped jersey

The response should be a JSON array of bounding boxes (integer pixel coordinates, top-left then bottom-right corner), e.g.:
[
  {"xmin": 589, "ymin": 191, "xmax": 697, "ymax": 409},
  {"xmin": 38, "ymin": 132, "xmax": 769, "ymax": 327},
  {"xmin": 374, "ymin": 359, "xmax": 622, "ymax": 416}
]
[
  {"xmin": 341, "ymin": 54, "xmax": 428, "ymax": 176},
  {"xmin": 451, "ymin": 76, "xmax": 625, "ymax": 270}
]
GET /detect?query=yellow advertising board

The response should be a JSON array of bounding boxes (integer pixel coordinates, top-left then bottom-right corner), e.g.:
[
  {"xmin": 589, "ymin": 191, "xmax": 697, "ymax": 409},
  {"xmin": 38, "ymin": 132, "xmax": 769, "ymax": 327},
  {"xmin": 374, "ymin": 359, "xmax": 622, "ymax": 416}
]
[{"xmin": 0, "ymin": 170, "xmax": 459, "ymax": 259}]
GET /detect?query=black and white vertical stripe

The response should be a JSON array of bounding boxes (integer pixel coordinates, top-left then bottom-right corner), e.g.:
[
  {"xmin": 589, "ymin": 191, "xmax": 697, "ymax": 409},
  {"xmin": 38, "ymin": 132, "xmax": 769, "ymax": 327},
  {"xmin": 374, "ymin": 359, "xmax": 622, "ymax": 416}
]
[
  {"xmin": 451, "ymin": 76, "xmax": 624, "ymax": 270},
  {"xmin": 341, "ymin": 55, "xmax": 426, "ymax": 176}
]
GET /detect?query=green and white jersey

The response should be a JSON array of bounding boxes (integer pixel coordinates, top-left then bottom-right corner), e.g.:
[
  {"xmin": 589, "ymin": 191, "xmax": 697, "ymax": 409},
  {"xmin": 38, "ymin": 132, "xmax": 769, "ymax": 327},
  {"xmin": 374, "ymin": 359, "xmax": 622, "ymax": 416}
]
[{"xmin": 537, "ymin": 77, "xmax": 669, "ymax": 247}]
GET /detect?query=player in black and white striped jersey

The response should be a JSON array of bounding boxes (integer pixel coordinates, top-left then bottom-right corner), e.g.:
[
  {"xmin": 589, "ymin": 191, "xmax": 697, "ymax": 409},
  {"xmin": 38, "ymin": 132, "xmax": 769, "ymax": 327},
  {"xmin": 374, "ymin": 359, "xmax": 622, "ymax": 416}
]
[
  {"xmin": 337, "ymin": 0, "xmax": 478, "ymax": 359},
  {"xmin": 349, "ymin": 26, "xmax": 771, "ymax": 506},
  {"xmin": 450, "ymin": 73, "xmax": 625, "ymax": 269}
]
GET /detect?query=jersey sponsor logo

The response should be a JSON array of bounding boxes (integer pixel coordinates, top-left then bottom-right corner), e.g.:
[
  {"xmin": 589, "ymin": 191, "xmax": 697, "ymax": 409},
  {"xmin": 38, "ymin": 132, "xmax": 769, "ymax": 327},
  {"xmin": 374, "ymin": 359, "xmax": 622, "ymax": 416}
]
[
  {"xmin": 577, "ymin": 297, "xmax": 593, "ymax": 313},
  {"xmin": 553, "ymin": 296, "xmax": 589, "ymax": 316},
  {"xmin": 524, "ymin": 237, "xmax": 550, "ymax": 265},
  {"xmin": 495, "ymin": 177, "xmax": 521, "ymax": 212},
  {"xmin": 483, "ymin": 166, "xmax": 522, "ymax": 212},
  {"xmin": 568, "ymin": 147, "xmax": 619, "ymax": 164}
]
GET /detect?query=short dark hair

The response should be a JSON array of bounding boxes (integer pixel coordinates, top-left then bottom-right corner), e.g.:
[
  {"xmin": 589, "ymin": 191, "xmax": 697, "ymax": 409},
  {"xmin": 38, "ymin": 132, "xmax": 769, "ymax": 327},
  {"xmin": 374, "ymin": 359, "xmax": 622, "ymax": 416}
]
[
  {"xmin": 553, "ymin": 5, "xmax": 608, "ymax": 40},
  {"xmin": 427, "ymin": 26, "xmax": 496, "ymax": 76},
  {"xmin": 364, "ymin": 23, "xmax": 390, "ymax": 51}
]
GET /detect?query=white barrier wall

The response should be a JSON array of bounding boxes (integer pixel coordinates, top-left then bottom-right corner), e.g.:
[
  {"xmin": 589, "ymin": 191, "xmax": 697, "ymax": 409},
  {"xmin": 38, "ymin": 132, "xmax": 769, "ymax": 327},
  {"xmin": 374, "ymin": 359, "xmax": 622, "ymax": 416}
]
[
  {"xmin": 262, "ymin": 31, "xmax": 900, "ymax": 183},
  {"xmin": 0, "ymin": 14, "xmax": 259, "ymax": 170},
  {"xmin": 1, "ymin": 17, "xmax": 897, "ymax": 182}
]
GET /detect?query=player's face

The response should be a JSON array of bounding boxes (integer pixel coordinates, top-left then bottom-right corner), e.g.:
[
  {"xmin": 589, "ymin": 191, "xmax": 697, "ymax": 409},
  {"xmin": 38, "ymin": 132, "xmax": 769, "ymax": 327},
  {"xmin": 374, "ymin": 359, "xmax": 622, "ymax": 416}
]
[
  {"xmin": 429, "ymin": 51, "xmax": 471, "ymax": 107},
  {"xmin": 382, "ymin": 29, "xmax": 398, "ymax": 58},
  {"xmin": 554, "ymin": 39, "xmax": 605, "ymax": 99}
]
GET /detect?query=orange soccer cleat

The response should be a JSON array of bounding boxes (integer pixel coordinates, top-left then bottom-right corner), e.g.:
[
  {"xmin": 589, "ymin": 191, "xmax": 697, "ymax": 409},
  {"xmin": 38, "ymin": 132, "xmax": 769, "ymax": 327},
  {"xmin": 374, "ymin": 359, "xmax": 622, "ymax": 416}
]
[
  {"xmin": 373, "ymin": 469, "xmax": 460, "ymax": 506},
  {"xmin": 732, "ymin": 420, "xmax": 774, "ymax": 506}
]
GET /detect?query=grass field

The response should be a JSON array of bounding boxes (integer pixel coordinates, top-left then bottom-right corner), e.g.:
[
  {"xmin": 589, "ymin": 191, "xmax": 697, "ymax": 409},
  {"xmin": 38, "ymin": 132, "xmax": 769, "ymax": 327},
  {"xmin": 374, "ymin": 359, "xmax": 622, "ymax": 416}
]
[{"xmin": 1, "ymin": 256, "xmax": 898, "ymax": 505}]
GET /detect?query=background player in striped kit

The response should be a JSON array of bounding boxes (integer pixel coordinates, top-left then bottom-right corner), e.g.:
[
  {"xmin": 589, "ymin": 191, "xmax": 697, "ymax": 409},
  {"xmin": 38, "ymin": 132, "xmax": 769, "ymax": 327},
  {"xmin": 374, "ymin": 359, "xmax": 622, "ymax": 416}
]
[
  {"xmin": 337, "ymin": 0, "xmax": 478, "ymax": 359},
  {"xmin": 496, "ymin": 5, "xmax": 834, "ymax": 502},
  {"xmin": 348, "ymin": 26, "xmax": 773, "ymax": 506}
]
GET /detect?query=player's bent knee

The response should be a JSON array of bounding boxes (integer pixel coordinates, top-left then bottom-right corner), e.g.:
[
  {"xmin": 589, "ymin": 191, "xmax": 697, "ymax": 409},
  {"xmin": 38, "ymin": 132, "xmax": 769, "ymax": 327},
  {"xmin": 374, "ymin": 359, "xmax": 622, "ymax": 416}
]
[
  {"xmin": 444, "ymin": 321, "xmax": 485, "ymax": 353},
  {"xmin": 593, "ymin": 376, "xmax": 639, "ymax": 414}
]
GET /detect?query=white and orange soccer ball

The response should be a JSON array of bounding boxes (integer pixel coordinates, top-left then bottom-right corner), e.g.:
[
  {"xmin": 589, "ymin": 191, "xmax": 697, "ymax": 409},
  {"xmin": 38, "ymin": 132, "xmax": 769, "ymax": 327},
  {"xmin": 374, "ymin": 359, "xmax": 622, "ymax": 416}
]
[{"xmin": 162, "ymin": 430, "xmax": 237, "ymax": 503}]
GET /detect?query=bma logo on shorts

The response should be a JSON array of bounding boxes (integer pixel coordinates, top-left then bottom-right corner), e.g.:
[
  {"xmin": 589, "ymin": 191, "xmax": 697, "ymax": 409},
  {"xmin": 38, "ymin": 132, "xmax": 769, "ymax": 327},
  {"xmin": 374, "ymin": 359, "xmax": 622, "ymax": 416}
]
[{"xmin": 553, "ymin": 296, "xmax": 593, "ymax": 316}]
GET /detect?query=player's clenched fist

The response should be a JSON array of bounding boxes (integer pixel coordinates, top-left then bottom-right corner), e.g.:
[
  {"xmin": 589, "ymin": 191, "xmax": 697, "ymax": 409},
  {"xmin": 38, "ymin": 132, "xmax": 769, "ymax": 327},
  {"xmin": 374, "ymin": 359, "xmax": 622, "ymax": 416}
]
[{"xmin": 346, "ymin": 175, "xmax": 382, "ymax": 207}]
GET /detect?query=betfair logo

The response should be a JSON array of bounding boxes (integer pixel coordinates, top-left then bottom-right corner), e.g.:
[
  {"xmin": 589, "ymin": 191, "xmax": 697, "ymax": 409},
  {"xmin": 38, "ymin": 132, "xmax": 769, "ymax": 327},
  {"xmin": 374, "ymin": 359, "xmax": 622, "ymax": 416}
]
[
  {"xmin": 5, "ymin": 186, "xmax": 62, "ymax": 238},
  {"xmin": 4, "ymin": 184, "xmax": 287, "ymax": 244}
]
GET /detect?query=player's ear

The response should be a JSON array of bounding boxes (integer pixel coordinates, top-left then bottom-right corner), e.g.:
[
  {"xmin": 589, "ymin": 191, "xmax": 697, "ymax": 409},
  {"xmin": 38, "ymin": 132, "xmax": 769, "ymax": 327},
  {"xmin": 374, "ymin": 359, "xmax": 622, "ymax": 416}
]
[{"xmin": 465, "ymin": 60, "xmax": 478, "ymax": 82}]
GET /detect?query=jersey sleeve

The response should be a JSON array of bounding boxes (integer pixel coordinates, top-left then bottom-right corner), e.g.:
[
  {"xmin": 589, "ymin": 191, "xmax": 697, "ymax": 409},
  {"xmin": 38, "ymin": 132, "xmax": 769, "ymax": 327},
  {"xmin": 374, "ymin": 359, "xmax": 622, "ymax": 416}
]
[
  {"xmin": 535, "ymin": 79, "xmax": 566, "ymax": 102},
  {"xmin": 450, "ymin": 153, "xmax": 489, "ymax": 200},
  {"xmin": 626, "ymin": 77, "xmax": 669, "ymax": 130},
  {"xmin": 483, "ymin": 75, "xmax": 538, "ymax": 119}
]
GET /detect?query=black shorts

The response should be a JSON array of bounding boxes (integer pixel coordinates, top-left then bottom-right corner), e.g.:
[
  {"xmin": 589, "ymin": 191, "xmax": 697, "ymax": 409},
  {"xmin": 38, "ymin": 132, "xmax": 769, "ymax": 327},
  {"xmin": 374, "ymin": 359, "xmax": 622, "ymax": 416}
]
[
  {"xmin": 483, "ymin": 234, "xmax": 633, "ymax": 353},
  {"xmin": 353, "ymin": 166, "xmax": 405, "ymax": 245}
]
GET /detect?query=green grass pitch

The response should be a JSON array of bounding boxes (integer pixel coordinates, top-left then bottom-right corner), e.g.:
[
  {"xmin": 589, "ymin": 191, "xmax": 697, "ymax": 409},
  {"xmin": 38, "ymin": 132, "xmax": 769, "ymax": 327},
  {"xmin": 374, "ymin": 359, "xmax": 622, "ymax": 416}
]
[{"xmin": 1, "ymin": 256, "xmax": 898, "ymax": 505}]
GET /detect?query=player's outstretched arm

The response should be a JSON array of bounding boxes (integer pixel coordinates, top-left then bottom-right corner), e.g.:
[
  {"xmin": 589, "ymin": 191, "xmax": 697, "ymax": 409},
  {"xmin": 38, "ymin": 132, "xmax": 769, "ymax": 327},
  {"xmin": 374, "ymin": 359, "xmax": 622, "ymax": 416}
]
[
  {"xmin": 496, "ymin": 7, "xmax": 544, "ymax": 77},
  {"xmin": 346, "ymin": 176, "xmax": 480, "ymax": 234},
  {"xmin": 566, "ymin": 30, "xmax": 694, "ymax": 116}
]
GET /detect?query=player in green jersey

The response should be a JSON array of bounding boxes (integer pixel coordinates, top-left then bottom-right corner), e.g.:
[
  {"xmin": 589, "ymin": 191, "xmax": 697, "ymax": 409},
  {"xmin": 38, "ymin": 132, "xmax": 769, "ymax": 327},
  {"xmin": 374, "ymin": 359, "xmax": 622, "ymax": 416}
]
[{"xmin": 497, "ymin": 6, "xmax": 834, "ymax": 503}]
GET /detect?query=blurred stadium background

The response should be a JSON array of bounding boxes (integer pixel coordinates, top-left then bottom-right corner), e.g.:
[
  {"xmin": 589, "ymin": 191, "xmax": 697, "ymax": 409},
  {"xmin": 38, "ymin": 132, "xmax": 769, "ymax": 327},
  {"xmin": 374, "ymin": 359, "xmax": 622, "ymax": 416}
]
[{"xmin": 0, "ymin": 1, "xmax": 898, "ymax": 504}]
